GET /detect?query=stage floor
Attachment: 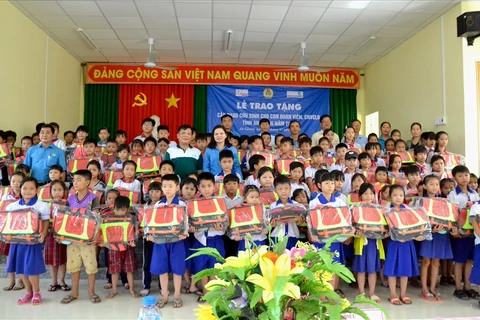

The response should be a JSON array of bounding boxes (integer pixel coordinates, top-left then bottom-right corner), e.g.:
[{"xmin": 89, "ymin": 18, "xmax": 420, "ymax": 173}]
[{"xmin": 1, "ymin": 279, "xmax": 479, "ymax": 319}]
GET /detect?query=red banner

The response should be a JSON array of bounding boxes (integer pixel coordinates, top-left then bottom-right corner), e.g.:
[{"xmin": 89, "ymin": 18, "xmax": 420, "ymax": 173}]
[
  {"xmin": 86, "ymin": 64, "xmax": 359, "ymax": 89},
  {"xmin": 118, "ymin": 84, "xmax": 194, "ymax": 143}
]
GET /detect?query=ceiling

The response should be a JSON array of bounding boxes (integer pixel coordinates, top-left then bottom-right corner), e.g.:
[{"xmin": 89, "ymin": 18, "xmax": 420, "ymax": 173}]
[{"xmin": 10, "ymin": 0, "xmax": 464, "ymax": 69}]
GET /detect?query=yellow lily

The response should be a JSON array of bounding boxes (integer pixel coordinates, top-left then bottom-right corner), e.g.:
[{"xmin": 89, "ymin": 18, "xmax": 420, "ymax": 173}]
[
  {"xmin": 205, "ymin": 279, "xmax": 231, "ymax": 291},
  {"xmin": 246, "ymin": 253, "xmax": 304, "ymax": 303},
  {"xmin": 195, "ymin": 304, "xmax": 216, "ymax": 320},
  {"xmin": 222, "ymin": 245, "xmax": 269, "ymax": 269}
]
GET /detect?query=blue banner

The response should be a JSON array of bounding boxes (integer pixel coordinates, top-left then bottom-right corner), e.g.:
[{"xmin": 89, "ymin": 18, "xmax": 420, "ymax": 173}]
[{"xmin": 207, "ymin": 85, "xmax": 329, "ymax": 137}]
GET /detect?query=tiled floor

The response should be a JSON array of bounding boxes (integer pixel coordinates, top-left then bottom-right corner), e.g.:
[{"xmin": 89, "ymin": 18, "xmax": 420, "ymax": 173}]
[{"xmin": 1, "ymin": 279, "xmax": 480, "ymax": 320}]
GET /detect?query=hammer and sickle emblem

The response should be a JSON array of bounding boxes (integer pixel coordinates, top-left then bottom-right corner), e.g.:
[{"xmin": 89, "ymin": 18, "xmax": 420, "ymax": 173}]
[{"xmin": 132, "ymin": 92, "xmax": 147, "ymax": 107}]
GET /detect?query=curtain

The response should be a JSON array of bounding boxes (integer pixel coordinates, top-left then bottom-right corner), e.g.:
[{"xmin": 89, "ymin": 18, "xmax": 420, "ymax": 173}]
[
  {"xmin": 118, "ymin": 84, "xmax": 194, "ymax": 143},
  {"xmin": 193, "ymin": 85, "xmax": 208, "ymax": 133},
  {"xmin": 330, "ymin": 89, "xmax": 357, "ymax": 136},
  {"xmin": 84, "ymin": 84, "xmax": 119, "ymax": 138}
]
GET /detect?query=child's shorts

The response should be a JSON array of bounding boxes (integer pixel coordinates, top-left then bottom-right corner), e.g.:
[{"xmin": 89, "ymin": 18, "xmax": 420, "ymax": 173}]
[
  {"xmin": 108, "ymin": 247, "xmax": 137, "ymax": 274},
  {"xmin": 452, "ymin": 237, "xmax": 474, "ymax": 263},
  {"xmin": 151, "ymin": 242, "xmax": 186, "ymax": 276},
  {"xmin": 66, "ymin": 244, "xmax": 98, "ymax": 274}
]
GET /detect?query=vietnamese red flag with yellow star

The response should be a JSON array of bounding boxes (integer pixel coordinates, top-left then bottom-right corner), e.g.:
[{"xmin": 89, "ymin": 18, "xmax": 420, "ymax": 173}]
[{"xmin": 118, "ymin": 84, "xmax": 194, "ymax": 143}]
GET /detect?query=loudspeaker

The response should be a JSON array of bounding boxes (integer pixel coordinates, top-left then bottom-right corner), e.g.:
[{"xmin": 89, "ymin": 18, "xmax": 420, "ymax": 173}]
[{"xmin": 457, "ymin": 11, "xmax": 480, "ymax": 38}]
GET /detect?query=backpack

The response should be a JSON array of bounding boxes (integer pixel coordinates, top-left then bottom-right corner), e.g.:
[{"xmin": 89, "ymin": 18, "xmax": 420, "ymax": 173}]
[
  {"xmin": 269, "ymin": 203, "xmax": 307, "ymax": 224},
  {"xmin": 351, "ymin": 203, "xmax": 388, "ymax": 239},
  {"xmin": 0, "ymin": 208, "xmax": 43, "ymax": 244},
  {"xmin": 98, "ymin": 213, "xmax": 137, "ymax": 251},
  {"xmin": 227, "ymin": 204, "xmax": 267, "ymax": 240},
  {"xmin": 307, "ymin": 205, "xmax": 354, "ymax": 243},
  {"xmin": 53, "ymin": 206, "xmax": 101, "ymax": 245},
  {"xmin": 143, "ymin": 205, "xmax": 187, "ymax": 244},
  {"xmin": 186, "ymin": 197, "xmax": 228, "ymax": 232},
  {"xmin": 411, "ymin": 197, "xmax": 458, "ymax": 229},
  {"xmin": 384, "ymin": 207, "xmax": 431, "ymax": 241}
]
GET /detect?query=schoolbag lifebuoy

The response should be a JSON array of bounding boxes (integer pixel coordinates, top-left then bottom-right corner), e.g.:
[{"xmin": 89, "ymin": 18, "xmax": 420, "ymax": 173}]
[{"xmin": 0, "ymin": 208, "xmax": 43, "ymax": 244}]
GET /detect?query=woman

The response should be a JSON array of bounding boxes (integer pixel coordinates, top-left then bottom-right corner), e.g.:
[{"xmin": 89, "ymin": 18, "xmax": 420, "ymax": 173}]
[
  {"xmin": 378, "ymin": 122, "xmax": 391, "ymax": 150},
  {"xmin": 202, "ymin": 125, "xmax": 241, "ymax": 176},
  {"xmin": 406, "ymin": 122, "xmax": 422, "ymax": 150}
]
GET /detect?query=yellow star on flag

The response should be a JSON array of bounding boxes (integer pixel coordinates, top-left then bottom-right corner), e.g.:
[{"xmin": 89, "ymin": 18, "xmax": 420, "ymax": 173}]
[{"xmin": 165, "ymin": 93, "xmax": 181, "ymax": 108}]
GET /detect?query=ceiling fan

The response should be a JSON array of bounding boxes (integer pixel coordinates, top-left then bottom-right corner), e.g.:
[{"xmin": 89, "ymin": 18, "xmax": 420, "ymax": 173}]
[
  {"xmin": 142, "ymin": 38, "xmax": 176, "ymax": 70},
  {"xmin": 275, "ymin": 42, "xmax": 330, "ymax": 73}
]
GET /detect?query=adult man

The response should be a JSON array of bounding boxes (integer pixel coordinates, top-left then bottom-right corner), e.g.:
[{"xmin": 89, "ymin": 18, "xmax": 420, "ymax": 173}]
[
  {"xmin": 288, "ymin": 120, "xmax": 301, "ymax": 149},
  {"xmin": 164, "ymin": 124, "xmax": 203, "ymax": 179},
  {"xmin": 311, "ymin": 115, "xmax": 340, "ymax": 147},
  {"xmin": 347, "ymin": 119, "xmax": 367, "ymax": 148},
  {"xmin": 221, "ymin": 114, "xmax": 234, "ymax": 134},
  {"xmin": 24, "ymin": 124, "xmax": 67, "ymax": 184},
  {"xmin": 134, "ymin": 118, "xmax": 156, "ymax": 142}
]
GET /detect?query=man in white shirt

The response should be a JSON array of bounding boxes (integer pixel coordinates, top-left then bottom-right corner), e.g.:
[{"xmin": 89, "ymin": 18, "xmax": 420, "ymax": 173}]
[{"xmin": 311, "ymin": 115, "xmax": 340, "ymax": 147}]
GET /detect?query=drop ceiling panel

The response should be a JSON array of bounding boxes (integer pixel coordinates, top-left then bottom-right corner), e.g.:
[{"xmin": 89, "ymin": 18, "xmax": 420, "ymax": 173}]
[
  {"xmin": 84, "ymin": 29, "xmax": 119, "ymax": 40},
  {"xmin": 178, "ymin": 18, "xmax": 212, "ymax": 30},
  {"xmin": 284, "ymin": 6, "xmax": 326, "ymax": 21},
  {"xmin": 18, "ymin": 1, "xmax": 65, "ymax": 16},
  {"xmin": 213, "ymin": 19, "xmax": 248, "ymax": 31},
  {"xmin": 213, "ymin": 3, "xmax": 251, "ymax": 19},
  {"xmin": 95, "ymin": 39, "xmax": 125, "ymax": 49},
  {"xmin": 175, "ymin": 2, "xmax": 212, "ymax": 18},
  {"xmin": 279, "ymin": 21, "xmax": 317, "ymax": 34},
  {"xmin": 147, "ymin": 29, "xmax": 181, "ymax": 40},
  {"xmin": 107, "ymin": 17, "xmax": 144, "ymax": 29},
  {"xmin": 247, "ymin": 20, "xmax": 283, "ymax": 33},
  {"xmin": 97, "ymin": 1, "xmax": 139, "ymax": 17},
  {"xmin": 320, "ymin": 8, "xmax": 363, "ymax": 23},
  {"xmin": 136, "ymin": 2, "xmax": 176, "ymax": 17},
  {"xmin": 249, "ymin": 5, "xmax": 289, "ymax": 20},
  {"xmin": 311, "ymin": 22, "xmax": 350, "ymax": 35},
  {"xmin": 143, "ymin": 17, "xmax": 178, "ymax": 29},
  {"xmin": 180, "ymin": 30, "xmax": 212, "ymax": 41},
  {"xmin": 70, "ymin": 16, "xmax": 111, "ymax": 28},
  {"xmin": 115, "ymin": 29, "xmax": 149, "ymax": 40}
]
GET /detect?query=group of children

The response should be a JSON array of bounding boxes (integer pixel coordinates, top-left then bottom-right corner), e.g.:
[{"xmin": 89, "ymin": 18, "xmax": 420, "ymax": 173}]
[{"xmin": 1, "ymin": 119, "xmax": 480, "ymax": 310}]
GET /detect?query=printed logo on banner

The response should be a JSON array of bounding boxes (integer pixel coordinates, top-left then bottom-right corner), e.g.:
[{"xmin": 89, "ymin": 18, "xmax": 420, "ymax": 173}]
[
  {"xmin": 263, "ymin": 88, "xmax": 274, "ymax": 99},
  {"xmin": 286, "ymin": 91, "xmax": 303, "ymax": 98},
  {"xmin": 235, "ymin": 89, "xmax": 249, "ymax": 97}
]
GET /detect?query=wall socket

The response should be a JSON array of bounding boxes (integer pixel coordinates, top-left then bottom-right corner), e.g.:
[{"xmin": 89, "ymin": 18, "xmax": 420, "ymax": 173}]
[{"xmin": 434, "ymin": 117, "xmax": 447, "ymax": 126}]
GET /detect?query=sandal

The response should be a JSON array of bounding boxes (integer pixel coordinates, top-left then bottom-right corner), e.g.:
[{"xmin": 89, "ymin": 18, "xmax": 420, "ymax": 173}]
[
  {"xmin": 156, "ymin": 299, "xmax": 168, "ymax": 308},
  {"xmin": 32, "ymin": 292, "xmax": 42, "ymax": 305},
  {"xmin": 13, "ymin": 283, "xmax": 25, "ymax": 291},
  {"xmin": 431, "ymin": 292, "xmax": 444, "ymax": 301},
  {"xmin": 334, "ymin": 289, "xmax": 345, "ymax": 298},
  {"xmin": 60, "ymin": 295, "xmax": 78, "ymax": 304},
  {"xmin": 181, "ymin": 287, "xmax": 192, "ymax": 294},
  {"xmin": 197, "ymin": 295, "xmax": 206, "ymax": 303},
  {"xmin": 130, "ymin": 291, "xmax": 141, "ymax": 298},
  {"xmin": 3, "ymin": 283, "xmax": 15, "ymax": 291},
  {"xmin": 466, "ymin": 289, "xmax": 480, "ymax": 300},
  {"xmin": 17, "ymin": 292, "xmax": 33, "ymax": 305},
  {"xmin": 59, "ymin": 284, "xmax": 71, "ymax": 291},
  {"xmin": 380, "ymin": 280, "xmax": 389, "ymax": 288},
  {"xmin": 400, "ymin": 296, "xmax": 412, "ymax": 305},
  {"xmin": 388, "ymin": 297, "xmax": 402, "ymax": 306},
  {"xmin": 106, "ymin": 291, "xmax": 117, "ymax": 299},
  {"xmin": 173, "ymin": 298, "xmax": 183, "ymax": 308},
  {"xmin": 420, "ymin": 293, "xmax": 436, "ymax": 302},
  {"xmin": 124, "ymin": 283, "xmax": 130, "ymax": 290},
  {"xmin": 440, "ymin": 276, "xmax": 448, "ymax": 286},
  {"xmin": 370, "ymin": 295, "xmax": 381, "ymax": 303},
  {"xmin": 447, "ymin": 276, "xmax": 455, "ymax": 285},
  {"xmin": 104, "ymin": 283, "xmax": 113, "ymax": 290},
  {"xmin": 453, "ymin": 289, "xmax": 470, "ymax": 300},
  {"xmin": 140, "ymin": 289, "xmax": 150, "ymax": 297},
  {"xmin": 48, "ymin": 285, "xmax": 59, "ymax": 292},
  {"xmin": 89, "ymin": 294, "xmax": 101, "ymax": 304}
]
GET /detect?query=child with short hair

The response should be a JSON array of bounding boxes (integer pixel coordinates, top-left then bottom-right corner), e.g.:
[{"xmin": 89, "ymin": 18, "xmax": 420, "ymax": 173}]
[
  {"xmin": 157, "ymin": 138, "xmax": 169, "ymax": 160},
  {"xmin": 422, "ymin": 131, "xmax": 436, "ymax": 154},
  {"xmin": 6, "ymin": 177, "xmax": 50, "ymax": 305},
  {"xmin": 216, "ymin": 149, "xmax": 242, "ymax": 181},
  {"xmin": 143, "ymin": 137, "xmax": 157, "ymax": 157},
  {"xmin": 469, "ymin": 173, "xmax": 478, "ymax": 192},
  {"xmin": 84, "ymin": 140, "xmax": 104, "ymax": 171},
  {"xmin": 31, "ymin": 132, "xmax": 40, "ymax": 146},
  {"xmin": 330, "ymin": 143, "xmax": 348, "ymax": 171},
  {"xmin": 290, "ymin": 162, "xmax": 310, "ymax": 198},
  {"xmin": 342, "ymin": 151, "xmax": 361, "ymax": 194},
  {"xmin": 159, "ymin": 160, "xmax": 175, "ymax": 177},
  {"xmin": 270, "ymin": 175, "xmax": 306, "ymax": 249},
  {"xmin": 440, "ymin": 178, "xmax": 455, "ymax": 198},
  {"xmin": 331, "ymin": 170, "xmax": 348, "ymax": 204},
  {"xmin": 223, "ymin": 174, "xmax": 243, "ymax": 209},
  {"xmin": 97, "ymin": 127, "xmax": 110, "ymax": 147},
  {"xmin": 244, "ymin": 154, "xmax": 265, "ymax": 188},
  {"xmin": 64, "ymin": 131, "xmax": 75, "ymax": 148},
  {"xmin": 15, "ymin": 164, "xmax": 30, "ymax": 177},
  {"xmin": 305, "ymin": 146, "xmax": 326, "ymax": 192},
  {"xmin": 236, "ymin": 185, "xmax": 268, "ymax": 251},
  {"xmin": 195, "ymin": 134, "xmax": 208, "ymax": 157},
  {"xmin": 230, "ymin": 135, "xmax": 240, "ymax": 149},
  {"xmin": 243, "ymin": 135, "xmax": 264, "ymax": 174},
  {"xmin": 430, "ymin": 155, "xmax": 448, "ymax": 180},
  {"xmin": 73, "ymin": 125, "xmax": 89, "ymax": 159},
  {"xmin": 61, "ymin": 170, "xmax": 100, "ymax": 304},
  {"xmin": 298, "ymin": 137, "xmax": 312, "ymax": 163},
  {"xmin": 45, "ymin": 180, "xmax": 70, "ymax": 293},
  {"xmin": 414, "ymin": 146, "xmax": 431, "ymax": 177},
  {"xmin": 104, "ymin": 196, "xmax": 140, "ymax": 299},
  {"xmin": 384, "ymin": 139, "xmax": 395, "ymax": 153},
  {"xmin": 131, "ymin": 139, "xmax": 144, "ymax": 156},
  {"xmin": 258, "ymin": 167, "xmax": 275, "ymax": 191},
  {"xmin": 278, "ymin": 137, "xmax": 294, "ymax": 159},
  {"xmin": 87, "ymin": 160, "xmax": 106, "ymax": 202},
  {"xmin": 113, "ymin": 161, "xmax": 141, "ymax": 193},
  {"xmin": 16, "ymin": 136, "xmax": 33, "ymax": 161},
  {"xmin": 343, "ymin": 126, "xmax": 362, "ymax": 150},
  {"xmin": 275, "ymin": 134, "xmax": 284, "ymax": 150},
  {"xmin": 365, "ymin": 143, "xmax": 386, "ymax": 167},
  {"xmin": 374, "ymin": 167, "xmax": 389, "ymax": 196},
  {"xmin": 447, "ymin": 165, "xmax": 480, "ymax": 300},
  {"xmin": 394, "ymin": 139, "xmax": 407, "ymax": 152},
  {"xmin": 111, "ymin": 144, "xmax": 130, "ymax": 170},
  {"xmin": 115, "ymin": 130, "xmax": 127, "ymax": 145},
  {"xmin": 318, "ymin": 137, "xmax": 334, "ymax": 157},
  {"xmin": 404, "ymin": 165, "xmax": 421, "ymax": 197}
]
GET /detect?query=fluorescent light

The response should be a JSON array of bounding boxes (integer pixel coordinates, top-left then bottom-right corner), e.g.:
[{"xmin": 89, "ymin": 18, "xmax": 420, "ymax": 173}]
[
  {"xmin": 77, "ymin": 28, "xmax": 99, "ymax": 51},
  {"xmin": 224, "ymin": 30, "xmax": 233, "ymax": 52},
  {"xmin": 351, "ymin": 36, "xmax": 375, "ymax": 56},
  {"xmin": 348, "ymin": 1, "xmax": 371, "ymax": 10}
]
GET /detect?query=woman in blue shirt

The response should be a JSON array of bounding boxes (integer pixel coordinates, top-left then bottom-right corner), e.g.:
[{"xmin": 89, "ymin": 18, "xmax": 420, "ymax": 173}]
[{"xmin": 203, "ymin": 125, "xmax": 241, "ymax": 176}]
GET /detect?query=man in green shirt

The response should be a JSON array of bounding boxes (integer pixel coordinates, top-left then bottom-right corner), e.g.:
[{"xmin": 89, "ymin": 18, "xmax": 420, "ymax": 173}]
[{"xmin": 165, "ymin": 124, "xmax": 203, "ymax": 179}]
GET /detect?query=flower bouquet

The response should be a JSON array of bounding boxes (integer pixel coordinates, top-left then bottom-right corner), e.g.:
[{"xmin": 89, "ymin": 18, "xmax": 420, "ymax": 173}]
[{"xmin": 190, "ymin": 232, "xmax": 387, "ymax": 320}]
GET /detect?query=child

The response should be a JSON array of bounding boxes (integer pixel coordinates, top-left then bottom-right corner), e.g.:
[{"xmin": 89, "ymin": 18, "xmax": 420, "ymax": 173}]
[
  {"xmin": 422, "ymin": 131, "xmax": 436, "ymax": 154},
  {"xmin": 236, "ymin": 185, "xmax": 268, "ymax": 251},
  {"xmin": 342, "ymin": 151, "xmax": 360, "ymax": 194},
  {"xmin": 419, "ymin": 175, "xmax": 454, "ymax": 302},
  {"xmin": 157, "ymin": 138, "xmax": 169, "ymax": 160},
  {"xmin": 289, "ymin": 162, "xmax": 310, "ymax": 198},
  {"xmin": 275, "ymin": 134, "xmax": 285, "ymax": 150},
  {"xmin": 159, "ymin": 160, "xmax": 175, "ymax": 177},
  {"xmin": 384, "ymin": 139, "xmax": 395, "ymax": 153},
  {"xmin": 195, "ymin": 134, "xmax": 208, "ymax": 157},
  {"xmin": 229, "ymin": 136, "xmax": 239, "ymax": 149},
  {"xmin": 391, "ymin": 129, "xmax": 401, "ymax": 141},
  {"xmin": 61, "ymin": 169, "xmax": 100, "ymax": 304},
  {"xmin": 113, "ymin": 161, "xmax": 141, "ymax": 193},
  {"xmin": 309, "ymin": 172, "xmax": 348, "ymax": 297},
  {"xmin": 440, "ymin": 178, "xmax": 455, "ymax": 198},
  {"xmin": 365, "ymin": 143, "xmax": 386, "ymax": 167},
  {"xmin": 430, "ymin": 155, "xmax": 448, "ymax": 180},
  {"xmin": 368, "ymin": 133, "xmax": 378, "ymax": 144},
  {"xmin": 192, "ymin": 172, "xmax": 226, "ymax": 300},
  {"xmin": 261, "ymin": 132, "xmax": 272, "ymax": 151},
  {"xmin": 244, "ymin": 154, "xmax": 266, "ymax": 189},
  {"xmin": 238, "ymin": 135, "xmax": 249, "ymax": 152},
  {"xmin": 258, "ymin": 166, "xmax": 275, "ymax": 191},
  {"xmin": 323, "ymin": 129, "xmax": 335, "ymax": 149},
  {"xmin": 292, "ymin": 188, "xmax": 309, "ymax": 207},
  {"xmin": 45, "ymin": 181, "xmax": 70, "ymax": 292},
  {"xmin": 111, "ymin": 144, "xmax": 130, "ymax": 170},
  {"xmin": 15, "ymin": 164, "xmax": 30, "ymax": 177},
  {"xmin": 278, "ymin": 137, "xmax": 294, "ymax": 159},
  {"xmin": 434, "ymin": 131, "xmax": 450, "ymax": 155},
  {"xmin": 447, "ymin": 165, "xmax": 480, "ymax": 300},
  {"xmin": 353, "ymin": 183, "xmax": 382, "ymax": 303},
  {"xmin": 318, "ymin": 137, "xmax": 334, "ymax": 157},
  {"xmin": 64, "ymin": 131, "xmax": 75, "ymax": 148},
  {"xmin": 73, "ymin": 125, "xmax": 89, "ymax": 159},
  {"xmin": 388, "ymin": 154, "xmax": 403, "ymax": 180},
  {"xmin": 349, "ymin": 174, "xmax": 367, "ymax": 202},
  {"xmin": 84, "ymin": 140, "xmax": 104, "ymax": 171},
  {"xmin": 414, "ymin": 146, "xmax": 431, "ymax": 177},
  {"xmin": 343, "ymin": 126, "xmax": 362, "ymax": 150},
  {"xmin": 216, "ymin": 149, "xmax": 242, "ymax": 181},
  {"xmin": 115, "ymin": 130, "xmax": 127, "ymax": 145},
  {"xmin": 143, "ymin": 137, "xmax": 157, "ymax": 157},
  {"xmin": 394, "ymin": 140, "xmax": 408, "ymax": 152},
  {"xmin": 6, "ymin": 177, "xmax": 50, "ymax": 305},
  {"xmin": 305, "ymin": 146, "xmax": 326, "ymax": 192},
  {"xmin": 468, "ymin": 201, "xmax": 480, "ymax": 305},
  {"xmin": 404, "ymin": 165, "xmax": 421, "ymax": 197},
  {"xmin": 358, "ymin": 152, "xmax": 371, "ymax": 172},
  {"xmin": 270, "ymin": 175, "xmax": 306, "ymax": 250},
  {"xmin": 87, "ymin": 160, "xmax": 106, "ymax": 201},
  {"xmin": 223, "ymin": 174, "xmax": 244, "ymax": 209},
  {"xmin": 104, "ymin": 196, "xmax": 140, "ymax": 299},
  {"xmin": 1, "ymin": 172, "xmax": 25, "ymax": 291},
  {"xmin": 469, "ymin": 173, "xmax": 479, "ymax": 192},
  {"xmin": 331, "ymin": 170, "xmax": 348, "ymax": 204},
  {"xmin": 330, "ymin": 143, "xmax": 348, "ymax": 172},
  {"xmin": 97, "ymin": 127, "xmax": 110, "ymax": 147},
  {"xmin": 383, "ymin": 185, "xmax": 419, "ymax": 305},
  {"xmin": 17, "ymin": 136, "xmax": 33, "ymax": 161},
  {"xmin": 298, "ymin": 137, "xmax": 312, "ymax": 163},
  {"xmin": 374, "ymin": 167, "xmax": 389, "ymax": 195},
  {"xmin": 31, "ymin": 132, "xmax": 40, "ymax": 146},
  {"xmin": 131, "ymin": 139, "xmax": 144, "ymax": 156}
]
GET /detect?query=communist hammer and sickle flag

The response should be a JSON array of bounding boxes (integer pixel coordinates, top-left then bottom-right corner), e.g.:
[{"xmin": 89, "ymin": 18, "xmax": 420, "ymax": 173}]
[{"xmin": 132, "ymin": 92, "xmax": 147, "ymax": 107}]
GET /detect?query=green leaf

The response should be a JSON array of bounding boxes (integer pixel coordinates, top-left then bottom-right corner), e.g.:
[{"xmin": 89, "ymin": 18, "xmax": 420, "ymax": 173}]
[
  {"xmin": 342, "ymin": 307, "xmax": 369, "ymax": 320},
  {"xmin": 187, "ymin": 247, "xmax": 226, "ymax": 263},
  {"xmin": 273, "ymin": 234, "xmax": 289, "ymax": 256},
  {"xmin": 300, "ymin": 269, "xmax": 316, "ymax": 281},
  {"xmin": 324, "ymin": 303, "xmax": 342, "ymax": 320},
  {"xmin": 250, "ymin": 287, "xmax": 263, "ymax": 309},
  {"xmin": 350, "ymin": 294, "xmax": 391, "ymax": 320},
  {"xmin": 231, "ymin": 267, "xmax": 246, "ymax": 281},
  {"xmin": 192, "ymin": 268, "xmax": 220, "ymax": 283}
]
